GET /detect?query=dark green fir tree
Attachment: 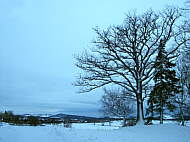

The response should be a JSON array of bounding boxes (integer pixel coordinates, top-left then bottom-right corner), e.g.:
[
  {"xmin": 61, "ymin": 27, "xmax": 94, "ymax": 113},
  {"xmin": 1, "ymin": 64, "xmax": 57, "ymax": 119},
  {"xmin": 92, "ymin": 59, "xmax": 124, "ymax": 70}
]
[{"xmin": 147, "ymin": 39, "xmax": 181, "ymax": 124}]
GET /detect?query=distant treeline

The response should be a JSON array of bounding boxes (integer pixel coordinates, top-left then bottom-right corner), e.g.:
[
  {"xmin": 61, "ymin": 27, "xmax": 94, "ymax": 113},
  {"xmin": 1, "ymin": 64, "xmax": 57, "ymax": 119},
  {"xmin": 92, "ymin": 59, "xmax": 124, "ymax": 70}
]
[
  {"xmin": 1, "ymin": 111, "xmax": 190, "ymax": 126},
  {"xmin": 0, "ymin": 111, "xmax": 114, "ymax": 126}
]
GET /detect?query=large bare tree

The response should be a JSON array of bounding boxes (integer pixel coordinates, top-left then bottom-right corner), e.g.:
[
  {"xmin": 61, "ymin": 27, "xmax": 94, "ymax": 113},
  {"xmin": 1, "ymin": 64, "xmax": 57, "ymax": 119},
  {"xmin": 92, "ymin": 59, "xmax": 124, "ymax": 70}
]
[{"xmin": 75, "ymin": 7, "xmax": 188, "ymax": 124}]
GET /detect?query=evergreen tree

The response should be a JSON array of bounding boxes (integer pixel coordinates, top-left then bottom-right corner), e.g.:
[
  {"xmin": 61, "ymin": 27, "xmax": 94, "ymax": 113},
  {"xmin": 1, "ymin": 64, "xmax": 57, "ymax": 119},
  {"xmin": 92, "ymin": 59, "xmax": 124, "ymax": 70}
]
[{"xmin": 148, "ymin": 39, "xmax": 181, "ymax": 124}]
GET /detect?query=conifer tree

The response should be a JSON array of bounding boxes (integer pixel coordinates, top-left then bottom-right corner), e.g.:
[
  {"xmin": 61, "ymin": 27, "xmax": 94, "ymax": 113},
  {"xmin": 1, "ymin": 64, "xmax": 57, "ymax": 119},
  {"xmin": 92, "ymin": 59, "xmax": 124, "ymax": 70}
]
[{"xmin": 148, "ymin": 39, "xmax": 181, "ymax": 124}]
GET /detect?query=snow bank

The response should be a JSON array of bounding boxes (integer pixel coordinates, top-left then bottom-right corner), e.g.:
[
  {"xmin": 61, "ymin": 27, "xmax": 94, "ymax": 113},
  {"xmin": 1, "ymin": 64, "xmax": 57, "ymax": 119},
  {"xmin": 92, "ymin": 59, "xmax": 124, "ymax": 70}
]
[{"xmin": 0, "ymin": 123, "xmax": 190, "ymax": 142}]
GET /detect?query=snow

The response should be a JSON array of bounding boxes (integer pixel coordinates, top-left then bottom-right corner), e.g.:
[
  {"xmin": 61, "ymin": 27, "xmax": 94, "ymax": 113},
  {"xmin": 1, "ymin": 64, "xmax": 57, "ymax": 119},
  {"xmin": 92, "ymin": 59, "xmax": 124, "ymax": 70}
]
[{"xmin": 0, "ymin": 122, "xmax": 190, "ymax": 142}]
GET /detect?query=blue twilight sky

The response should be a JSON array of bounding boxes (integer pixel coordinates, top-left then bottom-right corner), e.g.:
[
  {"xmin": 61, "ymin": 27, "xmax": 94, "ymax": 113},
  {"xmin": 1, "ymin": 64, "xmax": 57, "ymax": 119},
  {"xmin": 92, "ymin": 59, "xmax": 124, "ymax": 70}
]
[{"xmin": 0, "ymin": 0, "xmax": 184, "ymax": 116}]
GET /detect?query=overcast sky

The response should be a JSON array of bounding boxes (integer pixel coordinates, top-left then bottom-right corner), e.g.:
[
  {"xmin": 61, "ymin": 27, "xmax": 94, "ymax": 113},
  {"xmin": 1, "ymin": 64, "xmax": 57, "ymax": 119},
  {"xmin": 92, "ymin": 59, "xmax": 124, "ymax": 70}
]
[{"xmin": 0, "ymin": 0, "xmax": 184, "ymax": 116}]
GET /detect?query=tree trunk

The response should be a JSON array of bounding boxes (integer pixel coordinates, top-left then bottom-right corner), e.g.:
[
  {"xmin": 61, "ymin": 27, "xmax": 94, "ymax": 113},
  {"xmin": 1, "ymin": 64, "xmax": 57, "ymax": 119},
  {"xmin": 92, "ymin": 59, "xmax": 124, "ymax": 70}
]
[
  {"xmin": 160, "ymin": 98, "xmax": 163, "ymax": 124},
  {"xmin": 160, "ymin": 110, "xmax": 163, "ymax": 124},
  {"xmin": 122, "ymin": 117, "xmax": 127, "ymax": 127},
  {"xmin": 136, "ymin": 96, "xmax": 144, "ymax": 125},
  {"xmin": 180, "ymin": 84, "xmax": 185, "ymax": 126},
  {"xmin": 136, "ymin": 78, "xmax": 144, "ymax": 125},
  {"xmin": 180, "ymin": 109, "xmax": 185, "ymax": 126},
  {"xmin": 150, "ymin": 101, "xmax": 154, "ymax": 122}
]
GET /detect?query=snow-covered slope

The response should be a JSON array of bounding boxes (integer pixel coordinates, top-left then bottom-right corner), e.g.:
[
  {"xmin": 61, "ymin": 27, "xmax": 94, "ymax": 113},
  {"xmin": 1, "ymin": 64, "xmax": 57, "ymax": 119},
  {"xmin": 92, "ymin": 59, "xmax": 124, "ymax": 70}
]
[{"xmin": 0, "ymin": 123, "xmax": 190, "ymax": 142}]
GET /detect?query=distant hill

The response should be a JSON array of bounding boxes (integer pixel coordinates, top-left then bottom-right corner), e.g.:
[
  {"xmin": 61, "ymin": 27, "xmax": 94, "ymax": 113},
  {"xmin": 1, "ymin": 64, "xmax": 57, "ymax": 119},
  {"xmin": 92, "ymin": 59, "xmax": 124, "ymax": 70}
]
[{"xmin": 49, "ymin": 113, "xmax": 100, "ymax": 121}]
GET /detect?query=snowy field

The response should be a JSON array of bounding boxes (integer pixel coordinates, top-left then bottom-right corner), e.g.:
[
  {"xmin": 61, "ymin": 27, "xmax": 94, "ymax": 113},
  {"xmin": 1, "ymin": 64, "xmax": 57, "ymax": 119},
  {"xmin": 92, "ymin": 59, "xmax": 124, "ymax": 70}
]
[{"xmin": 0, "ymin": 121, "xmax": 190, "ymax": 142}]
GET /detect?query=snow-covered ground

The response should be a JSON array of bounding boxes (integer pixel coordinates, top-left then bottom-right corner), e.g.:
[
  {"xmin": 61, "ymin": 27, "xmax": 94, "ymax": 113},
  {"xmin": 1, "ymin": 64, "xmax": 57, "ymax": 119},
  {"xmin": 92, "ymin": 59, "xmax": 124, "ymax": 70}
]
[{"xmin": 0, "ymin": 122, "xmax": 190, "ymax": 142}]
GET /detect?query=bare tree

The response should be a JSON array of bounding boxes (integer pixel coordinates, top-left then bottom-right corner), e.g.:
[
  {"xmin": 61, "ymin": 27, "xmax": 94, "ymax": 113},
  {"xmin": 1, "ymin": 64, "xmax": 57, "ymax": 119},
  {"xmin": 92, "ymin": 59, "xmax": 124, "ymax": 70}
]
[
  {"xmin": 178, "ymin": 49, "xmax": 190, "ymax": 95},
  {"xmin": 101, "ymin": 88, "xmax": 134, "ymax": 126},
  {"xmin": 174, "ymin": 1, "xmax": 190, "ymax": 125},
  {"xmin": 176, "ymin": 37, "xmax": 190, "ymax": 126},
  {"xmin": 75, "ymin": 7, "xmax": 188, "ymax": 124},
  {"xmin": 174, "ymin": 90, "xmax": 190, "ymax": 126}
]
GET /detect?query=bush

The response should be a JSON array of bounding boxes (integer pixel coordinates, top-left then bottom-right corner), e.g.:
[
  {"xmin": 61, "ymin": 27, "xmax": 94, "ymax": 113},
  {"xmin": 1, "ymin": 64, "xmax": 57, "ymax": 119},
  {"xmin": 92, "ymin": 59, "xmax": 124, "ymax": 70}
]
[
  {"xmin": 124, "ymin": 119, "xmax": 136, "ymax": 127},
  {"xmin": 1, "ymin": 111, "xmax": 14, "ymax": 122},
  {"xmin": 26, "ymin": 116, "xmax": 41, "ymax": 126},
  {"xmin": 64, "ymin": 119, "xmax": 72, "ymax": 128}
]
